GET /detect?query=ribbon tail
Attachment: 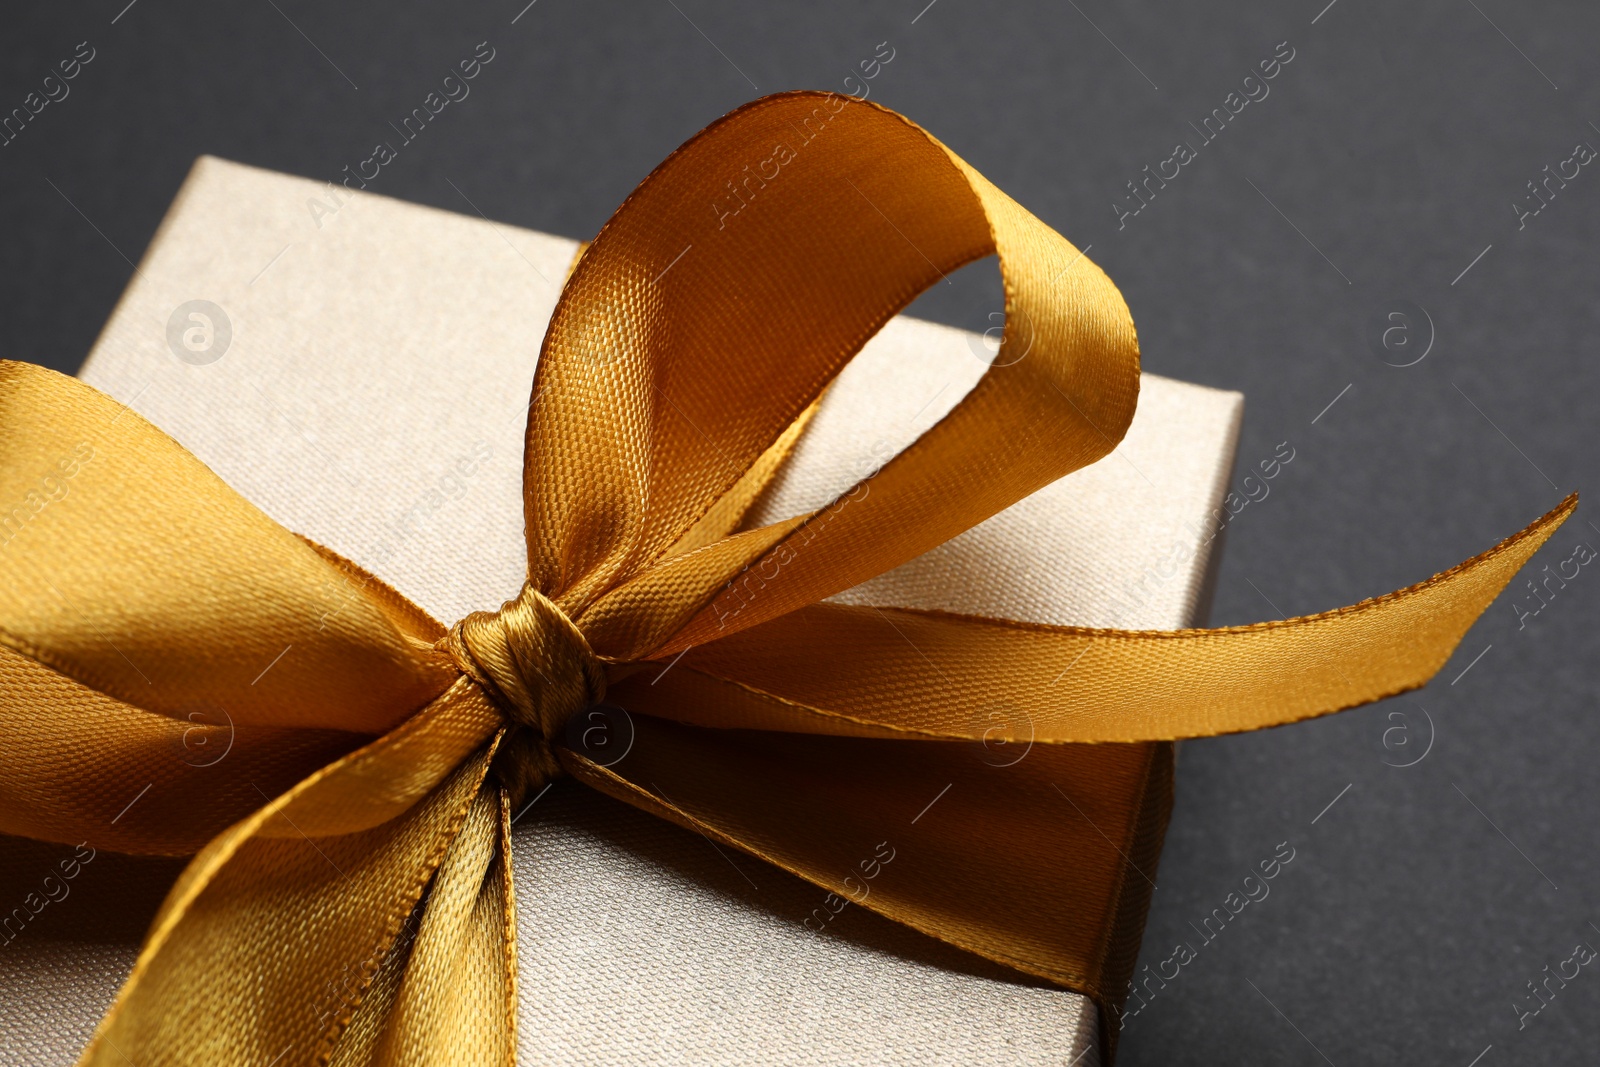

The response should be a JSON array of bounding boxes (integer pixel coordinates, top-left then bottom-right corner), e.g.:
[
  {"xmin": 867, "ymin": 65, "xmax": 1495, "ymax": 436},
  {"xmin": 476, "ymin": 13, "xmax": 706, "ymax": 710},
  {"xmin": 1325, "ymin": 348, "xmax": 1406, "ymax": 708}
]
[
  {"xmin": 332, "ymin": 783, "xmax": 517, "ymax": 1067},
  {"xmin": 625, "ymin": 495, "xmax": 1578, "ymax": 743},
  {"xmin": 78, "ymin": 687, "xmax": 502, "ymax": 1066}
]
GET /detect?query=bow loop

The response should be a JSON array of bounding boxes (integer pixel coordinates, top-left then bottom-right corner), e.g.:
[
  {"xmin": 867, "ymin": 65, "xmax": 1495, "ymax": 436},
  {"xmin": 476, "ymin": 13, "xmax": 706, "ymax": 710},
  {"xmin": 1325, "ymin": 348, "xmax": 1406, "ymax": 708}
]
[{"xmin": 443, "ymin": 583, "xmax": 605, "ymax": 802}]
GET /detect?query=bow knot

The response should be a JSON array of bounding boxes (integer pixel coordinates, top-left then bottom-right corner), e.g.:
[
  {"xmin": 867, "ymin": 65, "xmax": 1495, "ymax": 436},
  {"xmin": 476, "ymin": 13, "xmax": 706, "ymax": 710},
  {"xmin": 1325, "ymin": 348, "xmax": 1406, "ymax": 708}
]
[{"xmin": 443, "ymin": 583, "xmax": 605, "ymax": 802}]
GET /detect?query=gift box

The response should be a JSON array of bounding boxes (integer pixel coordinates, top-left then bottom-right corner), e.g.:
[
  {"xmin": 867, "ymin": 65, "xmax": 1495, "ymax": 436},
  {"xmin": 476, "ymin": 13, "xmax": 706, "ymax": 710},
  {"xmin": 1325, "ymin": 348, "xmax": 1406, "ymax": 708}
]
[{"xmin": 1, "ymin": 153, "xmax": 1248, "ymax": 1065}]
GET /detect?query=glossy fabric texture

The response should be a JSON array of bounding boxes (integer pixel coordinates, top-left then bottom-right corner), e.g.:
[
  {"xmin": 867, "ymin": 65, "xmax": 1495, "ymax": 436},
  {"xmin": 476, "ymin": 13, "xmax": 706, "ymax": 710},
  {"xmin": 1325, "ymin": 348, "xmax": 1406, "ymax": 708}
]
[{"xmin": 0, "ymin": 93, "xmax": 1572, "ymax": 1065}]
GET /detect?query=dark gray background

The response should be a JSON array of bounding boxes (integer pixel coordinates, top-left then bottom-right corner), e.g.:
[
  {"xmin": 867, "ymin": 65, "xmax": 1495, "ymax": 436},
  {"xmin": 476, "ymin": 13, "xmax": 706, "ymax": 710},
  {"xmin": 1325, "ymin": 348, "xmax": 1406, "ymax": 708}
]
[{"xmin": 4, "ymin": 1, "xmax": 1597, "ymax": 1063}]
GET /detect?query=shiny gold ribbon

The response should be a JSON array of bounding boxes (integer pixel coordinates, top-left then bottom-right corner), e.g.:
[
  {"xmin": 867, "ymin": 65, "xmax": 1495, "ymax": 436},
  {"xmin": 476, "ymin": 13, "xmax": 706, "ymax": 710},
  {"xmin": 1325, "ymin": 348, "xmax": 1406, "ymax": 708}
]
[{"xmin": 0, "ymin": 92, "xmax": 1572, "ymax": 1065}]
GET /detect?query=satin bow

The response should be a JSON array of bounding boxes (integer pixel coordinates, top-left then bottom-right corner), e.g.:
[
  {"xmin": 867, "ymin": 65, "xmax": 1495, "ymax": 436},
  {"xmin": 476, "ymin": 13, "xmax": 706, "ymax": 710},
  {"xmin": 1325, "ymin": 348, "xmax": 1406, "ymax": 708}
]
[{"xmin": 0, "ymin": 92, "xmax": 1571, "ymax": 1065}]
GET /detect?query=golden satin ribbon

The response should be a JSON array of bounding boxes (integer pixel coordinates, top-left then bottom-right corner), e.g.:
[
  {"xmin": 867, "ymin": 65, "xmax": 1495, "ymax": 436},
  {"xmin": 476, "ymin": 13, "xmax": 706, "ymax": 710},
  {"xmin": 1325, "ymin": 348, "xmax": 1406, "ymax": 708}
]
[{"xmin": 0, "ymin": 91, "xmax": 1572, "ymax": 1065}]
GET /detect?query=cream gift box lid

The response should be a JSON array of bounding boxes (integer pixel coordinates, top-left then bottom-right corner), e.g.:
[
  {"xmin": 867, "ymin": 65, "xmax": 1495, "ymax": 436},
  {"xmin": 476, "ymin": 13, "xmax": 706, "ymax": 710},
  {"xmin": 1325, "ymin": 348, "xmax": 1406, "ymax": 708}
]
[{"xmin": 1, "ymin": 156, "xmax": 1241, "ymax": 1066}]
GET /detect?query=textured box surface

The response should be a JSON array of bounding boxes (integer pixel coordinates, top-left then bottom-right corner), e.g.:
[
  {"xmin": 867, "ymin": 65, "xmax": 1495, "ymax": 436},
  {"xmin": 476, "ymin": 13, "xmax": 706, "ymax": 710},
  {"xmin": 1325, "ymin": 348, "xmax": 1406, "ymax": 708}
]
[{"xmin": 0, "ymin": 157, "xmax": 1242, "ymax": 1066}]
